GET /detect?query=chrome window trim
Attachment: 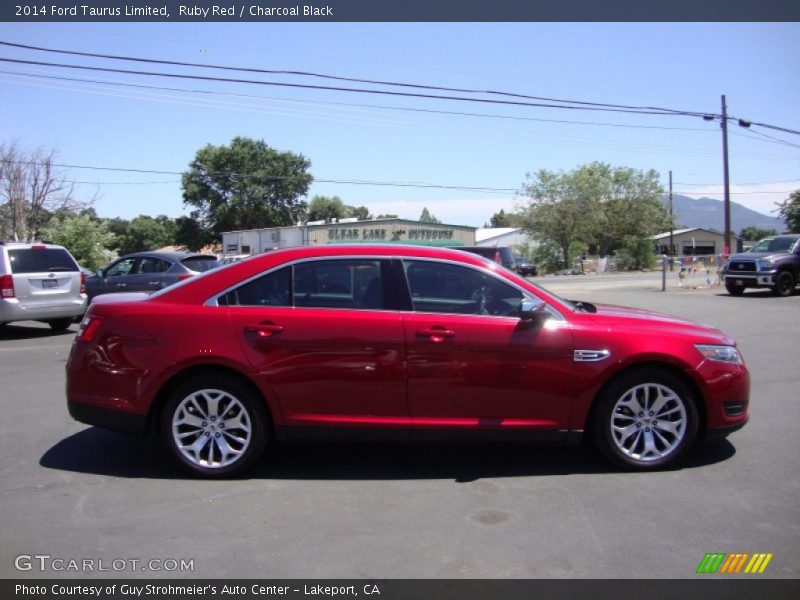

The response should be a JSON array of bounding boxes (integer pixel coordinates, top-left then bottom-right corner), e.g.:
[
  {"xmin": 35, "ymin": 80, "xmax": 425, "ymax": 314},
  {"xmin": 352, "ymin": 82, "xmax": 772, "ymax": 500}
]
[{"xmin": 204, "ymin": 253, "xmax": 565, "ymax": 321}]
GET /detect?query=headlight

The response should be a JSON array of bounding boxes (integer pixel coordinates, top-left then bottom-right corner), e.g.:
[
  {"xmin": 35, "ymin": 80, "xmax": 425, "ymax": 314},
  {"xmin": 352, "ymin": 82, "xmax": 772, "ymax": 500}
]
[
  {"xmin": 695, "ymin": 344, "xmax": 743, "ymax": 364},
  {"xmin": 758, "ymin": 258, "xmax": 773, "ymax": 270}
]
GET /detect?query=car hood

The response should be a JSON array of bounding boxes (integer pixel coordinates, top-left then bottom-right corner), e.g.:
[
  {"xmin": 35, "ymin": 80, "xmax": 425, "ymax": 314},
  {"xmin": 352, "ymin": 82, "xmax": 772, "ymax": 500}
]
[
  {"xmin": 587, "ymin": 303, "xmax": 734, "ymax": 345},
  {"xmin": 729, "ymin": 252, "xmax": 779, "ymax": 260}
]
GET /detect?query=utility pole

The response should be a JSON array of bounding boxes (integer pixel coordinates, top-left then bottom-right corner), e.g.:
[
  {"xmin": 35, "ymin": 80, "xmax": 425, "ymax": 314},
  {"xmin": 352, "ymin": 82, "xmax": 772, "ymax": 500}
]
[
  {"xmin": 721, "ymin": 95, "xmax": 732, "ymax": 256},
  {"xmin": 669, "ymin": 170, "xmax": 674, "ymax": 271}
]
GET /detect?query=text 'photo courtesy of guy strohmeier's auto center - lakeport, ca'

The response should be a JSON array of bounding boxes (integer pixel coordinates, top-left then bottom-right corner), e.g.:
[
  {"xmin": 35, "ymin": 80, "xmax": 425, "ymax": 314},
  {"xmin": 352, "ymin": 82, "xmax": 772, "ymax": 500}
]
[{"xmin": 1, "ymin": 2, "xmax": 800, "ymax": 599}]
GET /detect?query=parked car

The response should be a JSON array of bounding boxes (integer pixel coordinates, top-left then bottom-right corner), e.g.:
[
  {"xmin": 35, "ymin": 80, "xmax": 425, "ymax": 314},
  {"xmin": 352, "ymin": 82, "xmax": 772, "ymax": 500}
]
[
  {"xmin": 67, "ymin": 244, "xmax": 749, "ymax": 477},
  {"xmin": 1, "ymin": 241, "xmax": 87, "ymax": 330},
  {"xmin": 454, "ymin": 245, "xmax": 517, "ymax": 271},
  {"xmin": 85, "ymin": 251, "xmax": 218, "ymax": 301},
  {"xmin": 722, "ymin": 234, "xmax": 800, "ymax": 297},
  {"xmin": 514, "ymin": 254, "xmax": 538, "ymax": 277}
]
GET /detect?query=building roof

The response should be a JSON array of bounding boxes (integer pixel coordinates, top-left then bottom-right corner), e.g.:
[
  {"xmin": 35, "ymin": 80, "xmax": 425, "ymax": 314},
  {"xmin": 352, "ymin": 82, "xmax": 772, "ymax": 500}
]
[
  {"xmin": 475, "ymin": 227, "xmax": 522, "ymax": 243},
  {"xmin": 652, "ymin": 227, "xmax": 728, "ymax": 240}
]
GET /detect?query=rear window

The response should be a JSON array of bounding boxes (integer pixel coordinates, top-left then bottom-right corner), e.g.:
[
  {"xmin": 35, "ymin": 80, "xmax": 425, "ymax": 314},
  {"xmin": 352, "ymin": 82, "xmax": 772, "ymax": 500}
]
[
  {"xmin": 7, "ymin": 248, "xmax": 79, "ymax": 274},
  {"xmin": 181, "ymin": 256, "xmax": 219, "ymax": 272}
]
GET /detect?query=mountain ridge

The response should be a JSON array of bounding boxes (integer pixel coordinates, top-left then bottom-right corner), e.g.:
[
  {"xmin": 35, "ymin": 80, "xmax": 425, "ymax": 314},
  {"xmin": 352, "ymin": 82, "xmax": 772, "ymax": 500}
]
[{"xmin": 660, "ymin": 194, "xmax": 784, "ymax": 235}]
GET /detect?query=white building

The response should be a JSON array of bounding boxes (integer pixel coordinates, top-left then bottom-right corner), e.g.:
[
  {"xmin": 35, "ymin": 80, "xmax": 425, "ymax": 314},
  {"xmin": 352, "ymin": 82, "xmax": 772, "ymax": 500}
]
[
  {"xmin": 475, "ymin": 228, "xmax": 534, "ymax": 249},
  {"xmin": 652, "ymin": 228, "xmax": 742, "ymax": 256}
]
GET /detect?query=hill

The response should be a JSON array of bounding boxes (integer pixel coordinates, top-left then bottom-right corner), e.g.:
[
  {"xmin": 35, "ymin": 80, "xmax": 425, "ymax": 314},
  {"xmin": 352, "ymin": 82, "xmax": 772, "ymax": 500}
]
[{"xmin": 659, "ymin": 194, "xmax": 784, "ymax": 235}]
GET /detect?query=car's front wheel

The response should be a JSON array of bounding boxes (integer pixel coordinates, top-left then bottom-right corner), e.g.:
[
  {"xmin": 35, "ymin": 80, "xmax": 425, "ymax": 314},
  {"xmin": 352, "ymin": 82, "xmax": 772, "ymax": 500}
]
[
  {"xmin": 593, "ymin": 369, "xmax": 699, "ymax": 470},
  {"xmin": 725, "ymin": 282, "xmax": 745, "ymax": 296},
  {"xmin": 772, "ymin": 271, "xmax": 795, "ymax": 297},
  {"xmin": 161, "ymin": 374, "xmax": 268, "ymax": 477}
]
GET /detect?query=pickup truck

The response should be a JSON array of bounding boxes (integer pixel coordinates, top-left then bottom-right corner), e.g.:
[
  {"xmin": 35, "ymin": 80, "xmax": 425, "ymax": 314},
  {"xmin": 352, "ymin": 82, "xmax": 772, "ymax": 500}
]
[{"xmin": 723, "ymin": 234, "xmax": 800, "ymax": 297}]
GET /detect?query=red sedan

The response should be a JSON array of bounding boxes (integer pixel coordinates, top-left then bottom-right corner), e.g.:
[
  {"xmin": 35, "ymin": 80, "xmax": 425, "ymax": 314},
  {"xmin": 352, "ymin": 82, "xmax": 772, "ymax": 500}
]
[{"xmin": 66, "ymin": 244, "xmax": 749, "ymax": 476}]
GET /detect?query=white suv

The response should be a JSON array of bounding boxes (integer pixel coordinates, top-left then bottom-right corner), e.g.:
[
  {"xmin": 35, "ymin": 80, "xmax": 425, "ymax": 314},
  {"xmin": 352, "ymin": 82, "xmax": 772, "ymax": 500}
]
[{"xmin": 0, "ymin": 242, "xmax": 88, "ymax": 330}]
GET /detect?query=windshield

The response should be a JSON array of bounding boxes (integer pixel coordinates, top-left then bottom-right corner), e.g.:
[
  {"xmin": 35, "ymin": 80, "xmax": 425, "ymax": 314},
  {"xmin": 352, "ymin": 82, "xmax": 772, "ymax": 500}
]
[{"xmin": 750, "ymin": 237, "xmax": 797, "ymax": 253}]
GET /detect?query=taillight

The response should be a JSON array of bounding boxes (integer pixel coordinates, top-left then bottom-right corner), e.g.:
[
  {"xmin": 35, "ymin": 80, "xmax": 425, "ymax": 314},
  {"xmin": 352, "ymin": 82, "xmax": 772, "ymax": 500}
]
[
  {"xmin": 0, "ymin": 274, "xmax": 15, "ymax": 299},
  {"xmin": 80, "ymin": 271, "xmax": 86, "ymax": 294},
  {"xmin": 176, "ymin": 273, "xmax": 193, "ymax": 281},
  {"xmin": 76, "ymin": 315, "xmax": 102, "ymax": 343}
]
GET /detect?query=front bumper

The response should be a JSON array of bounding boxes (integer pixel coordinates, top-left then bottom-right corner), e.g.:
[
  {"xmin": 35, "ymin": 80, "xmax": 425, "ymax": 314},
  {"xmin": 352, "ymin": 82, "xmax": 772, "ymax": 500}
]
[{"xmin": 723, "ymin": 272, "xmax": 775, "ymax": 287}]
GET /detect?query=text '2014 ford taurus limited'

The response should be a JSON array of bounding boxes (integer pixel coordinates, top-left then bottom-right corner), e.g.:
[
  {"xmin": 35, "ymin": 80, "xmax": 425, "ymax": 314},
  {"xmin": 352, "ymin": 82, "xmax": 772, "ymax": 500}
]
[{"xmin": 66, "ymin": 245, "xmax": 749, "ymax": 477}]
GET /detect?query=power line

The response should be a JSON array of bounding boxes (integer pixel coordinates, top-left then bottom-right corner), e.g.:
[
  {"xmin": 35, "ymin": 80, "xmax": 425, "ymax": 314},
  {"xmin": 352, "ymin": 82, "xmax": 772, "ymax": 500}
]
[
  {"xmin": 733, "ymin": 129, "xmax": 800, "ymax": 150},
  {"xmin": 0, "ymin": 39, "xmax": 715, "ymax": 117},
  {"xmin": 0, "ymin": 56, "xmax": 714, "ymax": 118},
  {"xmin": 0, "ymin": 68, "xmax": 713, "ymax": 132}
]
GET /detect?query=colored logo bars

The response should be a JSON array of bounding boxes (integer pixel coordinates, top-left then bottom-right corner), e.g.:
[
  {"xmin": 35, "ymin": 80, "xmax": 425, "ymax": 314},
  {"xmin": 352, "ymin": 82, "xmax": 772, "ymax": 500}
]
[{"xmin": 696, "ymin": 553, "xmax": 773, "ymax": 574}]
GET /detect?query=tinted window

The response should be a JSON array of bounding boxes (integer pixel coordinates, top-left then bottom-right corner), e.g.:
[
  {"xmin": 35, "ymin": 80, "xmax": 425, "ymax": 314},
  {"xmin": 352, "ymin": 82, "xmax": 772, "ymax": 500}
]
[
  {"xmin": 181, "ymin": 256, "xmax": 219, "ymax": 272},
  {"xmin": 7, "ymin": 248, "xmax": 78, "ymax": 274},
  {"xmin": 219, "ymin": 266, "xmax": 291, "ymax": 307},
  {"xmin": 139, "ymin": 257, "xmax": 169, "ymax": 274},
  {"xmin": 106, "ymin": 258, "xmax": 136, "ymax": 278},
  {"xmin": 404, "ymin": 260, "xmax": 523, "ymax": 317},
  {"xmin": 294, "ymin": 260, "xmax": 383, "ymax": 309}
]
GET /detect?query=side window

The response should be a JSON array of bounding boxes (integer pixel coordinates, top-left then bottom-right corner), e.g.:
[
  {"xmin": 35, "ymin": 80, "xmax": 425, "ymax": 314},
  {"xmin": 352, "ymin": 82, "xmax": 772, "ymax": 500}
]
[
  {"xmin": 138, "ymin": 258, "xmax": 168, "ymax": 274},
  {"xmin": 294, "ymin": 260, "xmax": 383, "ymax": 309},
  {"xmin": 106, "ymin": 258, "xmax": 136, "ymax": 278},
  {"xmin": 404, "ymin": 260, "xmax": 523, "ymax": 317},
  {"xmin": 219, "ymin": 266, "xmax": 291, "ymax": 307}
]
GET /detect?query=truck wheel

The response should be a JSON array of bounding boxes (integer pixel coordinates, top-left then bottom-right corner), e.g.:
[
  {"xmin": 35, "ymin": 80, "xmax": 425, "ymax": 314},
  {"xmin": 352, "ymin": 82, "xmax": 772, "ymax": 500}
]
[
  {"xmin": 772, "ymin": 271, "xmax": 795, "ymax": 297},
  {"xmin": 725, "ymin": 282, "xmax": 744, "ymax": 296}
]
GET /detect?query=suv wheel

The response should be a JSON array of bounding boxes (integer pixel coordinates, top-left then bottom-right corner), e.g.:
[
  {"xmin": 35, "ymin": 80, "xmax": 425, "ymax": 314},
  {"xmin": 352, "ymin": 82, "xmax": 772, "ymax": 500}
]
[
  {"xmin": 48, "ymin": 318, "xmax": 73, "ymax": 331},
  {"xmin": 161, "ymin": 374, "xmax": 268, "ymax": 477},
  {"xmin": 593, "ymin": 369, "xmax": 699, "ymax": 470},
  {"xmin": 772, "ymin": 271, "xmax": 795, "ymax": 297},
  {"xmin": 725, "ymin": 282, "xmax": 744, "ymax": 296}
]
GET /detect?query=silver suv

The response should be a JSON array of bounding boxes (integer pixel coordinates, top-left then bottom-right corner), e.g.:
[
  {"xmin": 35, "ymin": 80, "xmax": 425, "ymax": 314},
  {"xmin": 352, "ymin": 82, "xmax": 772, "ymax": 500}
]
[{"xmin": 0, "ymin": 242, "xmax": 88, "ymax": 330}]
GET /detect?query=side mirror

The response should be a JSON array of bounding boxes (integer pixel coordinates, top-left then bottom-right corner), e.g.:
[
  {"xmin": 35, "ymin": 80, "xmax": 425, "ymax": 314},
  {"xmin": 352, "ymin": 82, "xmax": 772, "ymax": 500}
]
[
  {"xmin": 519, "ymin": 297, "xmax": 548, "ymax": 321},
  {"xmin": 95, "ymin": 269, "xmax": 104, "ymax": 278}
]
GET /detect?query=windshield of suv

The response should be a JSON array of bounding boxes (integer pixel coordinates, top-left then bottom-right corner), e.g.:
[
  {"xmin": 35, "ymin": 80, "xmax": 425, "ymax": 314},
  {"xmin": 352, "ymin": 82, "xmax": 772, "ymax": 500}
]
[
  {"xmin": 7, "ymin": 248, "xmax": 79, "ymax": 273},
  {"xmin": 749, "ymin": 237, "xmax": 797, "ymax": 253}
]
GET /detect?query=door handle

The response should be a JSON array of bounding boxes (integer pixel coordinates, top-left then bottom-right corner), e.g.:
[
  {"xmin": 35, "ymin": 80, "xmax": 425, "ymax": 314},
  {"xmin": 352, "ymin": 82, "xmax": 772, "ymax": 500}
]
[
  {"xmin": 148, "ymin": 281, "xmax": 160, "ymax": 286},
  {"xmin": 416, "ymin": 327, "xmax": 455, "ymax": 342},
  {"xmin": 245, "ymin": 322, "xmax": 284, "ymax": 338},
  {"xmin": 115, "ymin": 283, "xmax": 127, "ymax": 288}
]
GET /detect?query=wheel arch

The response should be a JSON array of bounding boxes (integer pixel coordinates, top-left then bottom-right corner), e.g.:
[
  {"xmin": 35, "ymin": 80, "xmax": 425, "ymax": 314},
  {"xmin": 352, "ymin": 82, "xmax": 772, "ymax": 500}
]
[
  {"xmin": 146, "ymin": 364, "xmax": 276, "ymax": 438},
  {"xmin": 583, "ymin": 360, "xmax": 708, "ymax": 443}
]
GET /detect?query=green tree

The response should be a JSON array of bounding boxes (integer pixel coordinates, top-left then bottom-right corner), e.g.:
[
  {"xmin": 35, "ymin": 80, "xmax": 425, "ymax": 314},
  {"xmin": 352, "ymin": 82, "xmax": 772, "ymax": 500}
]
[
  {"xmin": 375, "ymin": 213, "xmax": 398, "ymax": 219},
  {"xmin": 489, "ymin": 209, "xmax": 522, "ymax": 228},
  {"xmin": 175, "ymin": 215, "xmax": 214, "ymax": 251},
  {"xmin": 776, "ymin": 190, "xmax": 800, "ymax": 233},
  {"xmin": 518, "ymin": 163, "xmax": 667, "ymax": 265},
  {"xmin": 419, "ymin": 207, "xmax": 441, "ymax": 223},
  {"xmin": 615, "ymin": 235, "xmax": 656, "ymax": 270},
  {"xmin": 307, "ymin": 195, "xmax": 346, "ymax": 222},
  {"xmin": 182, "ymin": 137, "xmax": 312, "ymax": 235},
  {"xmin": 739, "ymin": 226, "xmax": 778, "ymax": 241},
  {"xmin": 345, "ymin": 205, "xmax": 371, "ymax": 220},
  {"xmin": 119, "ymin": 215, "xmax": 175, "ymax": 254},
  {"xmin": 41, "ymin": 213, "xmax": 117, "ymax": 269}
]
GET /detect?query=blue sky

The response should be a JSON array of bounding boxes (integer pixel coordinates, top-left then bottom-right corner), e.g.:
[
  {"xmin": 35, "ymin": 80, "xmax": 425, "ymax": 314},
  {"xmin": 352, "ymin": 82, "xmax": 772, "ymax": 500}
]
[{"xmin": 0, "ymin": 22, "xmax": 798, "ymax": 227}]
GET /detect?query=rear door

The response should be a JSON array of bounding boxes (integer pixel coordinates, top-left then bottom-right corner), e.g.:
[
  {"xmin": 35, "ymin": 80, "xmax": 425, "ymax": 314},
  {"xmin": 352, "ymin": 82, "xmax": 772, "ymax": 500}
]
[
  {"xmin": 224, "ymin": 258, "xmax": 409, "ymax": 440},
  {"xmin": 7, "ymin": 246, "xmax": 81, "ymax": 308}
]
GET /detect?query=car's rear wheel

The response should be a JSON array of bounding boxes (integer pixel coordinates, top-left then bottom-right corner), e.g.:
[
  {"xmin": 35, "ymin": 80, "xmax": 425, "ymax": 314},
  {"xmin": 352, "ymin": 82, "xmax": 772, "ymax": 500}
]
[
  {"xmin": 725, "ymin": 282, "xmax": 745, "ymax": 296},
  {"xmin": 593, "ymin": 369, "xmax": 699, "ymax": 470},
  {"xmin": 48, "ymin": 318, "xmax": 73, "ymax": 331},
  {"xmin": 161, "ymin": 374, "xmax": 268, "ymax": 477},
  {"xmin": 772, "ymin": 271, "xmax": 795, "ymax": 297}
]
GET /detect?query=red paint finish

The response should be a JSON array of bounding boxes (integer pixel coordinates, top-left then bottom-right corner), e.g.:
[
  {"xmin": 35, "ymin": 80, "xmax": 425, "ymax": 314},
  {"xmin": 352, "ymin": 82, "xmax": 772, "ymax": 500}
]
[{"xmin": 66, "ymin": 244, "xmax": 749, "ymax": 450}]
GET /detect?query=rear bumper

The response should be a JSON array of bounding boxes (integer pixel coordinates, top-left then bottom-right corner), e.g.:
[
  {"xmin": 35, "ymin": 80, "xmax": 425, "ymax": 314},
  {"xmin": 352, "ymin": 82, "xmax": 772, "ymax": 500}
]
[
  {"xmin": 68, "ymin": 400, "xmax": 148, "ymax": 436},
  {"xmin": 0, "ymin": 296, "xmax": 87, "ymax": 322}
]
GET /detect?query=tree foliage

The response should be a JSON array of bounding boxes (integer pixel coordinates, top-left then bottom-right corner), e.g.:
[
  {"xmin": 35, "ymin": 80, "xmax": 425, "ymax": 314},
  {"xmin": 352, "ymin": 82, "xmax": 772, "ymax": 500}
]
[
  {"xmin": 517, "ymin": 162, "xmax": 667, "ymax": 266},
  {"xmin": 419, "ymin": 207, "xmax": 441, "ymax": 223},
  {"xmin": 776, "ymin": 190, "xmax": 800, "ymax": 233},
  {"xmin": 41, "ymin": 213, "xmax": 117, "ymax": 269},
  {"xmin": 489, "ymin": 209, "xmax": 523, "ymax": 228},
  {"xmin": 182, "ymin": 137, "xmax": 312, "ymax": 235},
  {"xmin": 345, "ymin": 205, "xmax": 371, "ymax": 220},
  {"xmin": 118, "ymin": 215, "xmax": 176, "ymax": 255},
  {"xmin": 739, "ymin": 226, "xmax": 778, "ymax": 241},
  {"xmin": 307, "ymin": 195, "xmax": 346, "ymax": 222}
]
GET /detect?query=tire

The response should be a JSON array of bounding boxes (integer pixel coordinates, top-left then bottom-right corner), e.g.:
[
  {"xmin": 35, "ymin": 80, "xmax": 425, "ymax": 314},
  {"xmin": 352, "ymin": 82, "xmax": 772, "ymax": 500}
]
[
  {"xmin": 161, "ymin": 374, "xmax": 268, "ymax": 477},
  {"xmin": 48, "ymin": 318, "xmax": 73, "ymax": 331},
  {"xmin": 592, "ymin": 368, "xmax": 699, "ymax": 470},
  {"xmin": 772, "ymin": 271, "xmax": 795, "ymax": 297},
  {"xmin": 725, "ymin": 282, "xmax": 745, "ymax": 297}
]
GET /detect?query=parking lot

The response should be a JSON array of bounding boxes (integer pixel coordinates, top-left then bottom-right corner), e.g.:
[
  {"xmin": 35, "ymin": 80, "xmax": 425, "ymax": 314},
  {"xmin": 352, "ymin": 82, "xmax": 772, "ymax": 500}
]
[{"xmin": 1, "ymin": 282, "xmax": 798, "ymax": 579}]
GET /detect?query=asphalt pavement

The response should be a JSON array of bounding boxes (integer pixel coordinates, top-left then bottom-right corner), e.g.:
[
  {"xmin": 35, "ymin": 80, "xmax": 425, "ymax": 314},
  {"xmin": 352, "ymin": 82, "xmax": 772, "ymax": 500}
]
[{"xmin": 0, "ymin": 282, "xmax": 798, "ymax": 579}]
